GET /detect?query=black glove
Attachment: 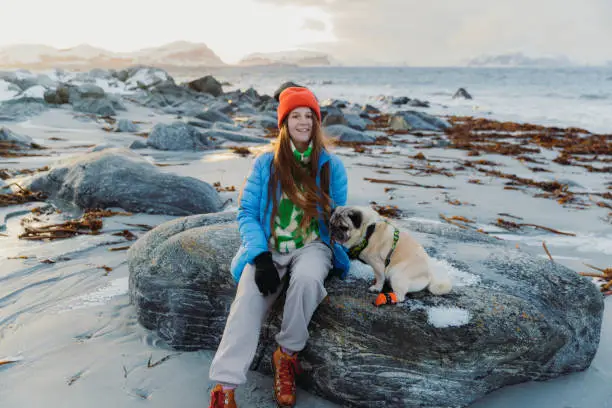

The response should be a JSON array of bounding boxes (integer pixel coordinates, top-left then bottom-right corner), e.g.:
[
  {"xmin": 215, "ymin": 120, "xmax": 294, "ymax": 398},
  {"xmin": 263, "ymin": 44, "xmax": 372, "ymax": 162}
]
[{"xmin": 253, "ymin": 251, "xmax": 281, "ymax": 296}]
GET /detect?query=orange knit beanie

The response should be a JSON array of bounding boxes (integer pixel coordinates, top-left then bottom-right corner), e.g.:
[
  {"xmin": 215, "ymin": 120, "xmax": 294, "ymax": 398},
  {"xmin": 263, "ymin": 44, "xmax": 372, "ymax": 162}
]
[{"xmin": 277, "ymin": 87, "xmax": 321, "ymax": 128}]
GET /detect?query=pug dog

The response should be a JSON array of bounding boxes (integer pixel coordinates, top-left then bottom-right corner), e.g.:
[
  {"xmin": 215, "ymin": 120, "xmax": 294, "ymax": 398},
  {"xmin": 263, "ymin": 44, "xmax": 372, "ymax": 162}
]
[{"xmin": 330, "ymin": 205, "xmax": 452, "ymax": 302}]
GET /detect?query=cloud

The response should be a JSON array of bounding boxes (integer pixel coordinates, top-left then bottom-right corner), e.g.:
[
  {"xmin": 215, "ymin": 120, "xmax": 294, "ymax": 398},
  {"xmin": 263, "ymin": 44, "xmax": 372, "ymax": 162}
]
[
  {"xmin": 256, "ymin": 0, "xmax": 612, "ymax": 65},
  {"xmin": 302, "ymin": 18, "xmax": 327, "ymax": 31}
]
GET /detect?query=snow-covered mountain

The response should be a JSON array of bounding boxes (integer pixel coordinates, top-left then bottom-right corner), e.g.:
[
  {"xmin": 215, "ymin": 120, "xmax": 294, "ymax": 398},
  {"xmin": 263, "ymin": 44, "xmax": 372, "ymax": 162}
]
[
  {"xmin": 0, "ymin": 42, "xmax": 226, "ymax": 69},
  {"xmin": 466, "ymin": 52, "xmax": 574, "ymax": 68},
  {"xmin": 238, "ymin": 50, "xmax": 336, "ymax": 67}
]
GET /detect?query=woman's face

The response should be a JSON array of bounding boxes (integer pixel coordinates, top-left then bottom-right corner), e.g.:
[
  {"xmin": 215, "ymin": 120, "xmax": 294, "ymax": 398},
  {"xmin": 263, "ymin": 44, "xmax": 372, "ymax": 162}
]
[{"xmin": 287, "ymin": 107, "xmax": 314, "ymax": 148}]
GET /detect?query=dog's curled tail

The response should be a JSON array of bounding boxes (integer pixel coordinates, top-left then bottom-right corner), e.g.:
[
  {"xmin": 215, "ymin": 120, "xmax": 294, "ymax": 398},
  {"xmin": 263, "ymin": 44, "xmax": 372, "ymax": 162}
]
[{"xmin": 427, "ymin": 268, "xmax": 453, "ymax": 295}]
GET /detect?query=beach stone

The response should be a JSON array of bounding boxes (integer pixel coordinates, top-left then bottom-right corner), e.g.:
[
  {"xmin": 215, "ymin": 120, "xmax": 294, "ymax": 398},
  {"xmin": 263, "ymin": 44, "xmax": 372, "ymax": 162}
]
[
  {"xmin": 361, "ymin": 104, "xmax": 381, "ymax": 116},
  {"xmin": 115, "ymin": 119, "xmax": 139, "ymax": 133},
  {"xmin": 0, "ymin": 126, "xmax": 34, "ymax": 146},
  {"xmin": 187, "ymin": 75, "xmax": 223, "ymax": 97},
  {"xmin": 321, "ymin": 106, "xmax": 347, "ymax": 127},
  {"xmin": 257, "ymin": 98, "xmax": 279, "ymax": 113},
  {"xmin": 131, "ymin": 83, "xmax": 212, "ymax": 110},
  {"xmin": 392, "ymin": 96, "xmax": 410, "ymax": 105},
  {"xmin": 201, "ymin": 129, "xmax": 269, "ymax": 144},
  {"xmin": 194, "ymin": 108, "xmax": 233, "ymax": 124},
  {"xmin": 23, "ymin": 148, "xmax": 222, "ymax": 215},
  {"xmin": 321, "ymin": 98, "xmax": 348, "ymax": 109},
  {"xmin": 0, "ymin": 97, "xmax": 48, "ymax": 121},
  {"xmin": 408, "ymin": 98, "xmax": 431, "ymax": 108},
  {"xmin": 324, "ymin": 124, "xmax": 375, "ymax": 143},
  {"xmin": 187, "ymin": 120, "xmax": 213, "ymax": 129},
  {"xmin": 0, "ymin": 70, "xmax": 56, "ymax": 91},
  {"xmin": 129, "ymin": 140, "xmax": 148, "ymax": 149},
  {"xmin": 245, "ymin": 114, "xmax": 277, "ymax": 130},
  {"xmin": 114, "ymin": 66, "xmax": 175, "ymax": 90},
  {"xmin": 128, "ymin": 213, "xmax": 603, "ymax": 408},
  {"xmin": 453, "ymin": 88, "xmax": 473, "ymax": 100},
  {"xmin": 147, "ymin": 122, "xmax": 215, "ymax": 151},
  {"xmin": 389, "ymin": 111, "xmax": 451, "ymax": 132},
  {"xmin": 343, "ymin": 113, "xmax": 371, "ymax": 131}
]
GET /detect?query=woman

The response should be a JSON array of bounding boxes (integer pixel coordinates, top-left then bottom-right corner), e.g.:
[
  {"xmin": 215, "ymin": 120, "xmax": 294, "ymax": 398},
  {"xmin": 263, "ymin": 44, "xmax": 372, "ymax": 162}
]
[{"xmin": 208, "ymin": 87, "xmax": 350, "ymax": 408}]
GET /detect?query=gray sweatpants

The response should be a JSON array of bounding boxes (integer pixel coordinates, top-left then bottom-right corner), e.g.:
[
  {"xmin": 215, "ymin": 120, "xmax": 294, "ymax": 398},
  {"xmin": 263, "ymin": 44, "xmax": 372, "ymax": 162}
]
[{"xmin": 209, "ymin": 241, "xmax": 332, "ymax": 386}]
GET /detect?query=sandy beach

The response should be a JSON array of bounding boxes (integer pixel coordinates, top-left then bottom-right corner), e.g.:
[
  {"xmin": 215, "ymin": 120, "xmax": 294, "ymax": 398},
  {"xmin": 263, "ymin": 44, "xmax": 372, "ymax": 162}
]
[{"xmin": 1, "ymin": 67, "xmax": 610, "ymax": 407}]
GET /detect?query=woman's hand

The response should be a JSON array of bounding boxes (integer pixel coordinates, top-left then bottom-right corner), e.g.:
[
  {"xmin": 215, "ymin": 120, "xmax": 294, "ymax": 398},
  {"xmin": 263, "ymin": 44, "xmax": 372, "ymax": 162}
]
[{"xmin": 253, "ymin": 251, "xmax": 281, "ymax": 296}]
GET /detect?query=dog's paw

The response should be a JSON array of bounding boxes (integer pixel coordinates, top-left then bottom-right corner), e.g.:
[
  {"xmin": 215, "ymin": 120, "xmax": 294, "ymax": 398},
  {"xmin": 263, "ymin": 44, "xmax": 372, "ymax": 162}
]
[{"xmin": 368, "ymin": 284, "xmax": 383, "ymax": 293}]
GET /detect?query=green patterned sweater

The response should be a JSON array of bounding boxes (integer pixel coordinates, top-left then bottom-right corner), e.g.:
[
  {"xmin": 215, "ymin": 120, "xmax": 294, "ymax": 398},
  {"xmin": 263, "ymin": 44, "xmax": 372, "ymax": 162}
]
[{"xmin": 269, "ymin": 141, "xmax": 320, "ymax": 253}]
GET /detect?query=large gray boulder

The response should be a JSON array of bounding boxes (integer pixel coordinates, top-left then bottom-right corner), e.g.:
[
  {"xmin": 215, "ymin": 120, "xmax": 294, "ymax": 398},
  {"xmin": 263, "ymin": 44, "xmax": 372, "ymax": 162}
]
[
  {"xmin": 0, "ymin": 97, "xmax": 48, "ymax": 121},
  {"xmin": 147, "ymin": 122, "xmax": 216, "ymax": 151},
  {"xmin": 22, "ymin": 148, "xmax": 223, "ymax": 215},
  {"xmin": 324, "ymin": 124, "xmax": 376, "ymax": 143},
  {"xmin": 128, "ymin": 213, "xmax": 603, "ymax": 408},
  {"xmin": 389, "ymin": 111, "xmax": 451, "ymax": 132}
]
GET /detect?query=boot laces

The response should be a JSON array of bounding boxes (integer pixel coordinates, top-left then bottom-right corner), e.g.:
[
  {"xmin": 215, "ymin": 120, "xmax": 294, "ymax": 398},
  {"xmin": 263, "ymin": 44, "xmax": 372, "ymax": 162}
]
[{"xmin": 276, "ymin": 353, "xmax": 301, "ymax": 395}]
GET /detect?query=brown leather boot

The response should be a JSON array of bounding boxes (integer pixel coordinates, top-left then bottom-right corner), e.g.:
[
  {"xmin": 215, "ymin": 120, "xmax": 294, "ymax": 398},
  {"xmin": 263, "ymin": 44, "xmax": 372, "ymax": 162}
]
[
  {"xmin": 271, "ymin": 347, "xmax": 301, "ymax": 407},
  {"xmin": 209, "ymin": 384, "xmax": 237, "ymax": 408}
]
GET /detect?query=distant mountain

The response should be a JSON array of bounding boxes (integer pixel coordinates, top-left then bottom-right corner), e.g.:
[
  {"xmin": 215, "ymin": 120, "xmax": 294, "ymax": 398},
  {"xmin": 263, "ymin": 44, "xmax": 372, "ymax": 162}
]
[
  {"xmin": 238, "ymin": 50, "xmax": 336, "ymax": 67},
  {"xmin": 467, "ymin": 52, "xmax": 574, "ymax": 68},
  {"xmin": 0, "ymin": 41, "xmax": 226, "ymax": 69}
]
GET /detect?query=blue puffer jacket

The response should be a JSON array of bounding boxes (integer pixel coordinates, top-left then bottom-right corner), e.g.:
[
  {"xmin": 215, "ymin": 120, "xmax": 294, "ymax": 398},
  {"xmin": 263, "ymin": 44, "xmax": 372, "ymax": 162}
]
[{"xmin": 230, "ymin": 149, "xmax": 350, "ymax": 282}]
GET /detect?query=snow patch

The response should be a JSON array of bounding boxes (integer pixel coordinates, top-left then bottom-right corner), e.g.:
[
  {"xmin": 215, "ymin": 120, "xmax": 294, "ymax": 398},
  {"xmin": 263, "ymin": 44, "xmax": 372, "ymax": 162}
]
[{"xmin": 427, "ymin": 307, "xmax": 471, "ymax": 328}]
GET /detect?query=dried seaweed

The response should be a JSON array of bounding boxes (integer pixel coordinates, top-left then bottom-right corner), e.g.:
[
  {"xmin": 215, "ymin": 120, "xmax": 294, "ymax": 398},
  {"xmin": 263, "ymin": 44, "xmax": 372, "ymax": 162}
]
[{"xmin": 0, "ymin": 184, "xmax": 47, "ymax": 207}]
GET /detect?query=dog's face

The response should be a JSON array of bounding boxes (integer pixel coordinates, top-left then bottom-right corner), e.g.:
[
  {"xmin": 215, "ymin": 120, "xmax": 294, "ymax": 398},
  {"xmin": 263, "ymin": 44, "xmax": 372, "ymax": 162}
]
[{"xmin": 329, "ymin": 206, "xmax": 378, "ymax": 247}]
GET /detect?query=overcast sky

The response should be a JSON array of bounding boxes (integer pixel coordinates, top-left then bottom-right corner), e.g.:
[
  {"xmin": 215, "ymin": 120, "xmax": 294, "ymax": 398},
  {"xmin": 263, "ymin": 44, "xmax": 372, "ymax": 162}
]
[{"xmin": 1, "ymin": 0, "xmax": 610, "ymax": 65}]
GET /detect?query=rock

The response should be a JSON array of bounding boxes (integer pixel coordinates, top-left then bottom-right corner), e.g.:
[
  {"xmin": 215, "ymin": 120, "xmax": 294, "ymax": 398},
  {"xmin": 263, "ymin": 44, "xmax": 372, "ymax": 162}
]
[
  {"xmin": 324, "ymin": 124, "xmax": 376, "ymax": 143},
  {"xmin": 206, "ymin": 101, "xmax": 236, "ymax": 115},
  {"xmin": 45, "ymin": 84, "xmax": 121, "ymax": 116},
  {"xmin": 23, "ymin": 148, "xmax": 223, "ymax": 215},
  {"xmin": 19, "ymin": 85, "xmax": 47, "ymax": 100},
  {"xmin": 0, "ymin": 97, "xmax": 48, "ymax": 121},
  {"xmin": 187, "ymin": 120, "xmax": 213, "ymax": 129},
  {"xmin": 194, "ymin": 109, "xmax": 233, "ymax": 124},
  {"xmin": 147, "ymin": 122, "xmax": 215, "ymax": 151},
  {"xmin": 257, "ymin": 97, "xmax": 278, "ymax": 113},
  {"xmin": 321, "ymin": 98, "xmax": 348, "ymax": 109},
  {"xmin": 131, "ymin": 83, "xmax": 212, "ymax": 109},
  {"xmin": 321, "ymin": 106, "xmax": 347, "ymax": 127},
  {"xmin": 245, "ymin": 115, "xmax": 277, "ymax": 129},
  {"xmin": 273, "ymin": 81, "xmax": 304, "ymax": 101},
  {"xmin": 408, "ymin": 99, "xmax": 430, "ymax": 108},
  {"xmin": 128, "ymin": 214, "xmax": 603, "ymax": 408},
  {"xmin": 187, "ymin": 75, "xmax": 223, "ymax": 97},
  {"xmin": 453, "ymin": 88, "xmax": 473, "ymax": 100},
  {"xmin": 115, "ymin": 66, "xmax": 175, "ymax": 91},
  {"xmin": 0, "ymin": 126, "xmax": 34, "ymax": 146},
  {"xmin": 115, "ymin": 119, "xmax": 139, "ymax": 133},
  {"xmin": 389, "ymin": 111, "xmax": 451, "ymax": 132},
  {"xmin": 392, "ymin": 96, "xmax": 410, "ymax": 105},
  {"xmin": 213, "ymin": 122, "xmax": 243, "ymax": 132},
  {"xmin": 44, "ymin": 86, "xmax": 70, "ymax": 105},
  {"xmin": 360, "ymin": 104, "xmax": 380, "ymax": 117},
  {"xmin": 201, "ymin": 129, "xmax": 269, "ymax": 144},
  {"xmin": 0, "ymin": 70, "xmax": 56, "ymax": 91},
  {"xmin": 0, "ymin": 79, "xmax": 21, "ymax": 100},
  {"xmin": 343, "ymin": 113, "xmax": 371, "ymax": 131},
  {"xmin": 129, "ymin": 140, "xmax": 148, "ymax": 149}
]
